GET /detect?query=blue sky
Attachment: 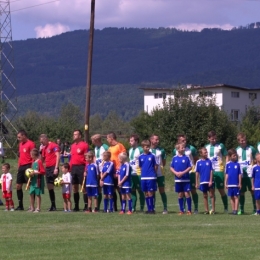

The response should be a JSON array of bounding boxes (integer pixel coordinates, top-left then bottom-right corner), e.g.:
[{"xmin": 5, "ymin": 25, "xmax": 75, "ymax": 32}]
[{"xmin": 10, "ymin": 0, "xmax": 260, "ymax": 40}]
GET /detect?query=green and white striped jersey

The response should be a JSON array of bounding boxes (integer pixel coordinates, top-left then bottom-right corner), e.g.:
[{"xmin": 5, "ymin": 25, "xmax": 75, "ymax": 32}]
[
  {"xmin": 129, "ymin": 146, "xmax": 143, "ymax": 176},
  {"xmin": 150, "ymin": 147, "xmax": 166, "ymax": 177}
]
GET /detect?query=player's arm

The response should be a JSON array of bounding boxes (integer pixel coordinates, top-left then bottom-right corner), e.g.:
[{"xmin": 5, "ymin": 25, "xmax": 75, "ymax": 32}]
[
  {"xmin": 7, "ymin": 178, "xmax": 12, "ymax": 193},
  {"xmin": 180, "ymin": 166, "xmax": 192, "ymax": 176},
  {"xmin": 195, "ymin": 171, "xmax": 199, "ymax": 189},
  {"xmin": 238, "ymin": 173, "xmax": 242, "ymax": 189},
  {"xmin": 54, "ymin": 151, "xmax": 60, "ymax": 174},
  {"xmin": 225, "ymin": 173, "xmax": 228, "ymax": 189},
  {"xmin": 209, "ymin": 170, "xmax": 213, "ymax": 187},
  {"xmin": 251, "ymin": 177, "xmax": 255, "ymax": 191}
]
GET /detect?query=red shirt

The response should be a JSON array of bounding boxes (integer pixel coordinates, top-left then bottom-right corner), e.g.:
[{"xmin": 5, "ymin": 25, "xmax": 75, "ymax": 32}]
[
  {"xmin": 19, "ymin": 139, "xmax": 36, "ymax": 166},
  {"xmin": 41, "ymin": 142, "xmax": 60, "ymax": 167},
  {"xmin": 70, "ymin": 141, "xmax": 89, "ymax": 166}
]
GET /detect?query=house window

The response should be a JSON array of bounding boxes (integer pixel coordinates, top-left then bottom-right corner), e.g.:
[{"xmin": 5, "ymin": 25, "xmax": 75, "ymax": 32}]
[
  {"xmin": 159, "ymin": 93, "xmax": 163, "ymax": 98},
  {"xmin": 199, "ymin": 91, "xmax": 213, "ymax": 97},
  {"xmin": 162, "ymin": 93, "xmax": 167, "ymax": 99},
  {"xmin": 154, "ymin": 93, "xmax": 167, "ymax": 99},
  {"xmin": 249, "ymin": 93, "xmax": 257, "ymax": 100},
  {"xmin": 231, "ymin": 109, "xmax": 239, "ymax": 121},
  {"xmin": 231, "ymin": 92, "xmax": 239, "ymax": 98},
  {"xmin": 154, "ymin": 93, "xmax": 158, "ymax": 99}
]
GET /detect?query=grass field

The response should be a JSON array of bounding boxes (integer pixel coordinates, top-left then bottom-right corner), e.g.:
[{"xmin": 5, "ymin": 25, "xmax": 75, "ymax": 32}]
[{"xmin": 1, "ymin": 159, "xmax": 260, "ymax": 260}]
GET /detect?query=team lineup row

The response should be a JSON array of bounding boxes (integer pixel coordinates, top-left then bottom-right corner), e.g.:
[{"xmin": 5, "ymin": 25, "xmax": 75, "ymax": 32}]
[{"xmin": 1, "ymin": 129, "xmax": 260, "ymax": 215}]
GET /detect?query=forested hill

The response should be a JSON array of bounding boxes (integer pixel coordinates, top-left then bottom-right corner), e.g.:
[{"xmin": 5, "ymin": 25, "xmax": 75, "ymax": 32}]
[{"xmin": 13, "ymin": 24, "xmax": 260, "ymax": 96}]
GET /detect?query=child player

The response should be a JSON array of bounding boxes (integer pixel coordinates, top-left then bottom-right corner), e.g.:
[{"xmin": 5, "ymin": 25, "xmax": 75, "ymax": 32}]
[
  {"xmin": 85, "ymin": 151, "xmax": 99, "ymax": 213},
  {"xmin": 100, "ymin": 151, "xmax": 114, "ymax": 213},
  {"xmin": 170, "ymin": 143, "xmax": 192, "ymax": 215},
  {"xmin": 138, "ymin": 140, "xmax": 158, "ymax": 214},
  {"xmin": 118, "ymin": 152, "xmax": 132, "ymax": 215},
  {"xmin": 252, "ymin": 153, "xmax": 260, "ymax": 215},
  {"xmin": 225, "ymin": 149, "xmax": 242, "ymax": 215},
  {"xmin": 195, "ymin": 148, "xmax": 215, "ymax": 214},
  {"xmin": 0, "ymin": 163, "xmax": 14, "ymax": 211},
  {"xmin": 61, "ymin": 163, "xmax": 72, "ymax": 212},
  {"xmin": 29, "ymin": 148, "xmax": 45, "ymax": 213}
]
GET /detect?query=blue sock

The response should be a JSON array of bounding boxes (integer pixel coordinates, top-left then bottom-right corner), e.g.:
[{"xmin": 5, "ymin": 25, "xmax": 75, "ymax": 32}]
[
  {"xmin": 257, "ymin": 210, "xmax": 260, "ymax": 214},
  {"xmin": 109, "ymin": 198, "xmax": 113, "ymax": 212},
  {"xmin": 149, "ymin": 196, "xmax": 154, "ymax": 211},
  {"xmin": 122, "ymin": 200, "xmax": 126, "ymax": 212},
  {"xmin": 187, "ymin": 197, "xmax": 192, "ymax": 212},
  {"xmin": 128, "ymin": 199, "xmax": 132, "ymax": 212},
  {"xmin": 145, "ymin": 197, "xmax": 149, "ymax": 211},
  {"xmin": 104, "ymin": 198, "xmax": 108, "ymax": 212},
  {"xmin": 178, "ymin": 198, "xmax": 184, "ymax": 212}
]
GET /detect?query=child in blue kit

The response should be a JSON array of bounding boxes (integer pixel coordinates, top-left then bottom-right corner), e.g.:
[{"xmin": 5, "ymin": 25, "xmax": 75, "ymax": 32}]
[
  {"xmin": 100, "ymin": 151, "xmax": 114, "ymax": 213},
  {"xmin": 225, "ymin": 149, "xmax": 242, "ymax": 215},
  {"xmin": 170, "ymin": 143, "xmax": 192, "ymax": 215},
  {"xmin": 138, "ymin": 140, "xmax": 158, "ymax": 214},
  {"xmin": 118, "ymin": 152, "xmax": 132, "ymax": 215},
  {"xmin": 252, "ymin": 153, "xmax": 260, "ymax": 215},
  {"xmin": 195, "ymin": 147, "xmax": 215, "ymax": 214}
]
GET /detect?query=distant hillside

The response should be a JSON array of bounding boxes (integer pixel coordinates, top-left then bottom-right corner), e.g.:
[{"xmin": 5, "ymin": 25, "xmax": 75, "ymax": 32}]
[{"xmin": 13, "ymin": 24, "xmax": 260, "ymax": 96}]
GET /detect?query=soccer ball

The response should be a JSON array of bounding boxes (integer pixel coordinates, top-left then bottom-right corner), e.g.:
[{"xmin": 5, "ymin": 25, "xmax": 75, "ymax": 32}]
[
  {"xmin": 54, "ymin": 177, "xmax": 62, "ymax": 187},
  {"xmin": 25, "ymin": 168, "xmax": 34, "ymax": 178}
]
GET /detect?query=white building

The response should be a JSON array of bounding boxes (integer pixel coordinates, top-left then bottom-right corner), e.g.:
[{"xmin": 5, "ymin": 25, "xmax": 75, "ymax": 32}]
[{"xmin": 141, "ymin": 84, "xmax": 260, "ymax": 121}]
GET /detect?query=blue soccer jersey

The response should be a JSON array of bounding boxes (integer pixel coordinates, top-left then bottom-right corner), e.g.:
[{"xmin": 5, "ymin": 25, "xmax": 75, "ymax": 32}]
[
  {"xmin": 138, "ymin": 152, "xmax": 157, "ymax": 180},
  {"xmin": 195, "ymin": 158, "xmax": 213, "ymax": 184},
  {"xmin": 86, "ymin": 163, "xmax": 99, "ymax": 187},
  {"xmin": 225, "ymin": 161, "xmax": 242, "ymax": 187},
  {"xmin": 102, "ymin": 161, "xmax": 114, "ymax": 185},
  {"xmin": 252, "ymin": 165, "xmax": 260, "ymax": 190},
  {"xmin": 119, "ymin": 162, "xmax": 132, "ymax": 188},
  {"xmin": 170, "ymin": 155, "xmax": 191, "ymax": 182}
]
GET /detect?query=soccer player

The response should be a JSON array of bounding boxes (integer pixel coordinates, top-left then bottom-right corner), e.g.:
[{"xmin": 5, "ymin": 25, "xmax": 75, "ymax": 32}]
[
  {"xmin": 225, "ymin": 149, "xmax": 242, "ymax": 215},
  {"xmin": 172, "ymin": 134, "xmax": 199, "ymax": 213},
  {"xmin": 107, "ymin": 132, "xmax": 126, "ymax": 211},
  {"xmin": 236, "ymin": 132, "xmax": 257, "ymax": 214},
  {"xmin": 205, "ymin": 131, "xmax": 228, "ymax": 212},
  {"xmin": 170, "ymin": 142, "xmax": 192, "ymax": 215},
  {"xmin": 100, "ymin": 151, "xmax": 114, "ymax": 213},
  {"xmin": 91, "ymin": 134, "xmax": 109, "ymax": 209},
  {"xmin": 0, "ymin": 163, "xmax": 14, "ymax": 211},
  {"xmin": 85, "ymin": 151, "xmax": 99, "ymax": 213},
  {"xmin": 40, "ymin": 134, "xmax": 60, "ymax": 211},
  {"xmin": 251, "ymin": 153, "xmax": 260, "ymax": 215},
  {"xmin": 195, "ymin": 148, "xmax": 215, "ymax": 214},
  {"xmin": 70, "ymin": 129, "xmax": 89, "ymax": 211},
  {"xmin": 29, "ymin": 148, "xmax": 45, "ymax": 213},
  {"xmin": 118, "ymin": 152, "xmax": 132, "ymax": 214},
  {"xmin": 61, "ymin": 163, "xmax": 72, "ymax": 212},
  {"xmin": 139, "ymin": 139, "xmax": 158, "ymax": 214},
  {"xmin": 129, "ymin": 134, "xmax": 145, "ymax": 212},
  {"xmin": 16, "ymin": 130, "xmax": 36, "ymax": 210},
  {"xmin": 150, "ymin": 134, "xmax": 168, "ymax": 214}
]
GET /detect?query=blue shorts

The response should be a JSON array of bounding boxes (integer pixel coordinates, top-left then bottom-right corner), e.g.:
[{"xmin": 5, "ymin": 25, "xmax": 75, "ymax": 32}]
[
  {"xmin": 200, "ymin": 183, "xmax": 215, "ymax": 193},
  {"xmin": 86, "ymin": 187, "xmax": 98, "ymax": 197},
  {"xmin": 175, "ymin": 182, "xmax": 191, "ymax": 193},
  {"xmin": 141, "ymin": 179, "xmax": 157, "ymax": 192},
  {"xmin": 103, "ymin": 185, "xmax": 114, "ymax": 195},
  {"xmin": 228, "ymin": 187, "xmax": 240, "ymax": 197},
  {"xmin": 120, "ymin": 187, "xmax": 131, "ymax": 194},
  {"xmin": 254, "ymin": 190, "xmax": 260, "ymax": 200}
]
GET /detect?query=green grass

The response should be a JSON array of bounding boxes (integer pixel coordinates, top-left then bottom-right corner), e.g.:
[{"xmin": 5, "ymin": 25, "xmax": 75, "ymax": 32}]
[{"xmin": 1, "ymin": 159, "xmax": 260, "ymax": 259}]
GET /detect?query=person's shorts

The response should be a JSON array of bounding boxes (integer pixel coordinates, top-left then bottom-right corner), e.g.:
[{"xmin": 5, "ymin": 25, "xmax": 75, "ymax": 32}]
[
  {"xmin": 103, "ymin": 185, "xmax": 114, "ymax": 195},
  {"xmin": 213, "ymin": 171, "xmax": 225, "ymax": 189},
  {"xmin": 157, "ymin": 176, "xmax": 165, "ymax": 188},
  {"xmin": 241, "ymin": 177, "xmax": 252, "ymax": 192},
  {"xmin": 63, "ymin": 193, "xmax": 71, "ymax": 199},
  {"xmin": 71, "ymin": 164, "xmax": 85, "ymax": 185},
  {"xmin": 3, "ymin": 191, "xmax": 12, "ymax": 199},
  {"xmin": 254, "ymin": 190, "xmax": 260, "ymax": 200},
  {"xmin": 87, "ymin": 187, "xmax": 98, "ymax": 197},
  {"xmin": 29, "ymin": 186, "xmax": 42, "ymax": 196},
  {"xmin": 46, "ymin": 166, "xmax": 59, "ymax": 184},
  {"xmin": 120, "ymin": 187, "xmax": 131, "ymax": 194},
  {"xmin": 131, "ymin": 175, "xmax": 141, "ymax": 190},
  {"xmin": 200, "ymin": 183, "xmax": 215, "ymax": 193},
  {"xmin": 16, "ymin": 164, "xmax": 31, "ymax": 184},
  {"xmin": 189, "ymin": 172, "xmax": 196, "ymax": 190},
  {"xmin": 141, "ymin": 179, "xmax": 157, "ymax": 192},
  {"xmin": 175, "ymin": 182, "xmax": 191, "ymax": 193},
  {"xmin": 228, "ymin": 187, "xmax": 240, "ymax": 197}
]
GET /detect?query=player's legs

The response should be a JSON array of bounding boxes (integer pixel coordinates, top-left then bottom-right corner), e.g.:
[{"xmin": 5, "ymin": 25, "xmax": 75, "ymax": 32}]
[
  {"xmin": 238, "ymin": 177, "xmax": 247, "ymax": 214},
  {"xmin": 113, "ymin": 176, "xmax": 121, "ymax": 212},
  {"xmin": 30, "ymin": 193, "xmax": 35, "ymax": 211},
  {"xmin": 157, "ymin": 176, "xmax": 167, "ymax": 214},
  {"xmin": 131, "ymin": 175, "xmax": 138, "ymax": 211},
  {"xmin": 214, "ymin": 172, "xmax": 228, "ymax": 211},
  {"xmin": 203, "ymin": 192, "xmax": 209, "ymax": 212},
  {"xmin": 190, "ymin": 173, "xmax": 198, "ymax": 212},
  {"xmin": 184, "ymin": 182, "xmax": 192, "ymax": 214},
  {"xmin": 137, "ymin": 176, "xmax": 145, "ymax": 211},
  {"xmin": 248, "ymin": 179, "xmax": 256, "ymax": 213},
  {"xmin": 209, "ymin": 188, "xmax": 215, "ymax": 213},
  {"xmin": 126, "ymin": 192, "xmax": 132, "ymax": 213},
  {"xmin": 35, "ymin": 195, "xmax": 41, "ymax": 211},
  {"xmin": 46, "ymin": 166, "xmax": 57, "ymax": 211},
  {"xmin": 120, "ymin": 190, "xmax": 127, "ymax": 214}
]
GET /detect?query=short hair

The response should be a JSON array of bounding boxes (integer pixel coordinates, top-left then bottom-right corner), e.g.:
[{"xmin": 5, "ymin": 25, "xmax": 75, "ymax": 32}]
[
  {"xmin": 175, "ymin": 143, "xmax": 185, "ymax": 150},
  {"xmin": 2, "ymin": 163, "xmax": 10, "ymax": 170},
  {"xmin": 199, "ymin": 147, "xmax": 207, "ymax": 155},
  {"xmin": 208, "ymin": 131, "xmax": 216, "ymax": 138},
  {"xmin": 103, "ymin": 151, "xmax": 111, "ymax": 159},
  {"xmin": 62, "ymin": 163, "xmax": 70, "ymax": 170},
  {"xmin": 107, "ymin": 132, "xmax": 117, "ymax": 140},
  {"xmin": 177, "ymin": 134, "xmax": 186, "ymax": 141},
  {"xmin": 18, "ymin": 130, "xmax": 28, "ymax": 137},
  {"xmin": 118, "ymin": 152, "xmax": 128, "ymax": 162},
  {"xmin": 237, "ymin": 132, "xmax": 246, "ymax": 140},
  {"xmin": 86, "ymin": 151, "xmax": 95, "ymax": 158},
  {"xmin": 31, "ymin": 148, "xmax": 39, "ymax": 157},
  {"xmin": 40, "ymin": 134, "xmax": 48, "ymax": 139},
  {"xmin": 228, "ymin": 148, "xmax": 237, "ymax": 157},
  {"xmin": 74, "ymin": 129, "xmax": 82, "ymax": 137},
  {"xmin": 129, "ymin": 134, "xmax": 139, "ymax": 143},
  {"xmin": 141, "ymin": 140, "xmax": 150, "ymax": 147},
  {"xmin": 91, "ymin": 134, "xmax": 102, "ymax": 141}
]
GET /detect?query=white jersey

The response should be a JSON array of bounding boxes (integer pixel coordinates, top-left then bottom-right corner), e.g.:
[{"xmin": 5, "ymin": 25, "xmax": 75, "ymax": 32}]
[
  {"xmin": 62, "ymin": 172, "xmax": 72, "ymax": 194},
  {"xmin": 129, "ymin": 146, "xmax": 143, "ymax": 176},
  {"xmin": 94, "ymin": 144, "xmax": 109, "ymax": 172},
  {"xmin": 0, "ymin": 172, "xmax": 12, "ymax": 191},
  {"xmin": 150, "ymin": 147, "xmax": 166, "ymax": 177}
]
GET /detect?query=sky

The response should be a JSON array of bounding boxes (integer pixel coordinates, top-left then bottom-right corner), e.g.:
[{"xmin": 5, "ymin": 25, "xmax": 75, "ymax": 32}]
[{"xmin": 9, "ymin": 0, "xmax": 260, "ymax": 40}]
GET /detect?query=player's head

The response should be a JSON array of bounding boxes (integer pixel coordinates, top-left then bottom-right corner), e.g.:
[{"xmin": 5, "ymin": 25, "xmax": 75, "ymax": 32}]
[
  {"xmin": 237, "ymin": 132, "xmax": 247, "ymax": 148},
  {"xmin": 17, "ymin": 129, "xmax": 28, "ymax": 143},
  {"xmin": 256, "ymin": 153, "xmax": 260, "ymax": 165},
  {"xmin": 107, "ymin": 132, "xmax": 117, "ymax": 145},
  {"xmin": 56, "ymin": 139, "xmax": 61, "ymax": 145},
  {"xmin": 129, "ymin": 134, "xmax": 140, "ymax": 148},
  {"xmin": 85, "ymin": 151, "xmax": 95, "ymax": 163},
  {"xmin": 150, "ymin": 134, "xmax": 160, "ymax": 147},
  {"xmin": 30, "ymin": 148, "xmax": 39, "ymax": 159},
  {"xmin": 73, "ymin": 129, "xmax": 82, "ymax": 142},
  {"xmin": 103, "ymin": 151, "xmax": 111, "ymax": 161},
  {"xmin": 199, "ymin": 147, "xmax": 208, "ymax": 158},
  {"xmin": 2, "ymin": 163, "xmax": 10, "ymax": 174},
  {"xmin": 177, "ymin": 134, "xmax": 187, "ymax": 146},
  {"xmin": 175, "ymin": 143, "xmax": 185, "ymax": 155},
  {"xmin": 39, "ymin": 134, "xmax": 49, "ymax": 145},
  {"xmin": 227, "ymin": 148, "xmax": 238, "ymax": 162},
  {"xmin": 208, "ymin": 131, "xmax": 217, "ymax": 145},
  {"xmin": 61, "ymin": 163, "xmax": 70, "ymax": 173},
  {"xmin": 141, "ymin": 139, "xmax": 151, "ymax": 154},
  {"xmin": 91, "ymin": 134, "xmax": 102, "ymax": 146},
  {"xmin": 118, "ymin": 152, "xmax": 128, "ymax": 164}
]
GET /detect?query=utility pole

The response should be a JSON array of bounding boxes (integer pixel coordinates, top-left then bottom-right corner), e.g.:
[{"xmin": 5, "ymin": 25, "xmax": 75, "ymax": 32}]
[{"xmin": 84, "ymin": 0, "xmax": 95, "ymax": 143}]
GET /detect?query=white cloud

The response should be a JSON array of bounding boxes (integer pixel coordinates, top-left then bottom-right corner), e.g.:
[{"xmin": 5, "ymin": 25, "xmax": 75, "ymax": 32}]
[
  {"xmin": 34, "ymin": 23, "xmax": 70, "ymax": 38},
  {"xmin": 172, "ymin": 23, "xmax": 234, "ymax": 32}
]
